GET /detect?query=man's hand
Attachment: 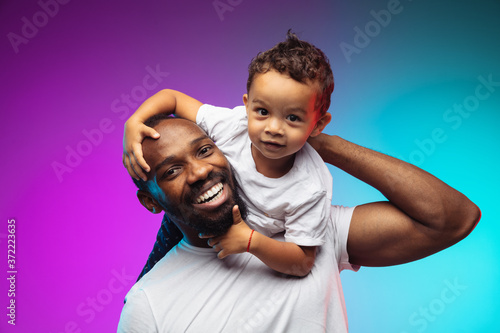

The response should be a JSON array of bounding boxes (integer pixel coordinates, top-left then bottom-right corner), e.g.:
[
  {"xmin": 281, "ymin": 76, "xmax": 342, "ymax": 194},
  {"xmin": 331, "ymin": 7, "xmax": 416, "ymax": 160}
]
[
  {"xmin": 122, "ymin": 117, "xmax": 160, "ymax": 181},
  {"xmin": 200, "ymin": 206, "xmax": 253, "ymax": 259},
  {"xmin": 307, "ymin": 133, "xmax": 326, "ymax": 153}
]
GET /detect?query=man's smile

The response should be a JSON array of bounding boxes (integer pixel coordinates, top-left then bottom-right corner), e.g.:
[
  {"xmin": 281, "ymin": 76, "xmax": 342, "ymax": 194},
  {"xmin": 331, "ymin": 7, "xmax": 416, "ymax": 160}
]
[
  {"xmin": 192, "ymin": 182, "xmax": 229, "ymax": 210},
  {"xmin": 195, "ymin": 182, "xmax": 224, "ymax": 204}
]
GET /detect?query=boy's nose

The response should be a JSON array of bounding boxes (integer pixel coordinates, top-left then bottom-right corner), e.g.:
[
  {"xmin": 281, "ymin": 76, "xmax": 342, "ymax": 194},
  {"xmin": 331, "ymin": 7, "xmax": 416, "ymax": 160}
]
[{"xmin": 265, "ymin": 118, "xmax": 284, "ymax": 136}]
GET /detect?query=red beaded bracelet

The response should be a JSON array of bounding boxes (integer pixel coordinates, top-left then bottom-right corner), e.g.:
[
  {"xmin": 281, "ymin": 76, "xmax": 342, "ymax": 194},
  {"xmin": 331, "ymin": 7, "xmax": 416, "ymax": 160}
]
[{"xmin": 246, "ymin": 229, "xmax": 255, "ymax": 252}]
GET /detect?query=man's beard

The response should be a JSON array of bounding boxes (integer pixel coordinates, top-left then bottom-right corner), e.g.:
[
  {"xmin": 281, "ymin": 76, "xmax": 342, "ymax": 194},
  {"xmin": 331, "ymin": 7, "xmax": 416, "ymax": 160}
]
[{"xmin": 164, "ymin": 170, "xmax": 248, "ymax": 237}]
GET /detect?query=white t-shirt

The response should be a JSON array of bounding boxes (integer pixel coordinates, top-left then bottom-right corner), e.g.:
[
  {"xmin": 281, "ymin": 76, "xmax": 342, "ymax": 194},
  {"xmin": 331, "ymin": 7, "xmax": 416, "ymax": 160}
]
[
  {"xmin": 117, "ymin": 205, "xmax": 358, "ymax": 333},
  {"xmin": 196, "ymin": 104, "xmax": 333, "ymax": 246}
]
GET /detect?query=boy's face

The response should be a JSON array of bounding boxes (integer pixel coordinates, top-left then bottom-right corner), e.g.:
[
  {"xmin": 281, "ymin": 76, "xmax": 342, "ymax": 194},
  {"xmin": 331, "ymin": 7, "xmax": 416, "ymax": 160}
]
[{"xmin": 243, "ymin": 69, "xmax": 329, "ymax": 166}]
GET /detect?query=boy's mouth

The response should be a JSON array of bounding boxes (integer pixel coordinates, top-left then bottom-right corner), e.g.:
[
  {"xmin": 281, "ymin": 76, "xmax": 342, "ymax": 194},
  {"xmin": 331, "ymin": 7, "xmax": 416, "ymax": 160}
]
[{"xmin": 262, "ymin": 140, "xmax": 285, "ymax": 151}]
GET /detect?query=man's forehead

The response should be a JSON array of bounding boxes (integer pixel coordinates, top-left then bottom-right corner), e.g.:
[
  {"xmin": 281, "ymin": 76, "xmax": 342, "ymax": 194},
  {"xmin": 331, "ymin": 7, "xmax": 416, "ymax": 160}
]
[
  {"xmin": 156, "ymin": 118, "xmax": 206, "ymax": 138},
  {"xmin": 143, "ymin": 119, "xmax": 211, "ymax": 166}
]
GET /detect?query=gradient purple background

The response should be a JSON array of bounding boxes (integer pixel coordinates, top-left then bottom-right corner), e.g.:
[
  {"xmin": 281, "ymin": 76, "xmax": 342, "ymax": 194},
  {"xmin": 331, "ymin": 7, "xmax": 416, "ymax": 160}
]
[{"xmin": 1, "ymin": 0, "xmax": 499, "ymax": 332}]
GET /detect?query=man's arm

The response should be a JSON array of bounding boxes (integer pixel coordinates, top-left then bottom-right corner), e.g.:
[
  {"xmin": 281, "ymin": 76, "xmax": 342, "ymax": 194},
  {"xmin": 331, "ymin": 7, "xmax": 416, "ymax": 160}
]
[
  {"xmin": 310, "ymin": 134, "xmax": 480, "ymax": 266},
  {"xmin": 123, "ymin": 89, "xmax": 203, "ymax": 180}
]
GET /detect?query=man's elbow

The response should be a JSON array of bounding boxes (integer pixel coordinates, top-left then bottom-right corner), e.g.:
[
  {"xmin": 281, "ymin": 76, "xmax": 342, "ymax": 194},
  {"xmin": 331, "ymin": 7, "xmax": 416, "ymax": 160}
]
[
  {"xmin": 461, "ymin": 202, "xmax": 481, "ymax": 239},
  {"xmin": 449, "ymin": 200, "xmax": 481, "ymax": 244}
]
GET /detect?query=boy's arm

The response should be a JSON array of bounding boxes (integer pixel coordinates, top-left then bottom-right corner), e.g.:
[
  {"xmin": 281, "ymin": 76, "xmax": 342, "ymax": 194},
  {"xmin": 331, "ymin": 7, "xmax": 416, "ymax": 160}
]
[
  {"xmin": 308, "ymin": 134, "xmax": 480, "ymax": 266},
  {"xmin": 202, "ymin": 206, "xmax": 316, "ymax": 277},
  {"xmin": 123, "ymin": 89, "xmax": 203, "ymax": 180}
]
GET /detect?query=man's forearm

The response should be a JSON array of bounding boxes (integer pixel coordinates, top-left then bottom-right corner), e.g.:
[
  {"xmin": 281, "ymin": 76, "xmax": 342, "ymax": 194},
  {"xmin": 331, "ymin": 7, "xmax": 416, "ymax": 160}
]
[{"xmin": 315, "ymin": 134, "xmax": 480, "ymax": 240}]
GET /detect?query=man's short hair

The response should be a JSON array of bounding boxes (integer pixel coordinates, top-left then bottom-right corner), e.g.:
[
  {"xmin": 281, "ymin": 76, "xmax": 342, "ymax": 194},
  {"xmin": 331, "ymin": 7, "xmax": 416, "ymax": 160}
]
[{"xmin": 246, "ymin": 30, "xmax": 334, "ymax": 116}]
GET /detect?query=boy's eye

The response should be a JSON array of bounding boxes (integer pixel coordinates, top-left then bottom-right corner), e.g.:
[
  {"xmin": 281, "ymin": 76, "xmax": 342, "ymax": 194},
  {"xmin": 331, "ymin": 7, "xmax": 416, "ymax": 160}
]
[
  {"xmin": 287, "ymin": 114, "xmax": 300, "ymax": 122},
  {"xmin": 257, "ymin": 108, "xmax": 268, "ymax": 116}
]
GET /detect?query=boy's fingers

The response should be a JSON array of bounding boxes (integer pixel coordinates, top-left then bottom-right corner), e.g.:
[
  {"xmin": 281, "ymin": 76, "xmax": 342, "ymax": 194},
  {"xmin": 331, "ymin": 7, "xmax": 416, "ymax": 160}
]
[
  {"xmin": 129, "ymin": 155, "xmax": 147, "ymax": 181},
  {"xmin": 132, "ymin": 142, "xmax": 150, "ymax": 172},
  {"xmin": 199, "ymin": 233, "xmax": 214, "ymax": 239},
  {"xmin": 142, "ymin": 126, "xmax": 160, "ymax": 139},
  {"xmin": 123, "ymin": 153, "xmax": 140, "ymax": 180},
  {"xmin": 232, "ymin": 205, "xmax": 242, "ymax": 224},
  {"xmin": 129, "ymin": 142, "xmax": 149, "ymax": 181},
  {"xmin": 217, "ymin": 250, "xmax": 227, "ymax": 259},
  {"xmin": 205, "ymin": 237, "xmax": 220, "ymax": 247}
]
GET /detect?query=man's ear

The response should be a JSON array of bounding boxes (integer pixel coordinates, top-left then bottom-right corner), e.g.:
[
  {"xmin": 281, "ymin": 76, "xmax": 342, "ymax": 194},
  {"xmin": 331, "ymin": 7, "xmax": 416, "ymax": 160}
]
[
  {"xmin": 310, "ymin": 112, "xmax": 332, "ymax": 137},
  {"xmin": 137, "ymin": 190, "xmax": 163, "ymax": 214}
]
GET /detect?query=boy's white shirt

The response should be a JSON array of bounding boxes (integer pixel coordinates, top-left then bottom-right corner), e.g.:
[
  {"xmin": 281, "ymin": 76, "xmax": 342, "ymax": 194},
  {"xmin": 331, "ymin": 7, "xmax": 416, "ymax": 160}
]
[{"xmin": 196, "ymin": 104, "xmax": 333, "ymax": 246}]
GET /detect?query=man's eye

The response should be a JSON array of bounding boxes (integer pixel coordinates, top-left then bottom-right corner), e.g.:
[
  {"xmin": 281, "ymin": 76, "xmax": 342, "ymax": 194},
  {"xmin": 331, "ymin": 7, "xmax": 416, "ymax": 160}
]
[
  {"xmin": 163, "ymin": 168, "xmax": 180, "ymax": 179},
  {"xmin": 287, "ymin": 114, "xmax": 300, "ymax": 122},
  {"xmin": 257, "ymin": 108, "xmax": 268, "ymax": 116},
  {"xmin": 199, "ymin": 145, "xmax": 213, "ymax": 157}
]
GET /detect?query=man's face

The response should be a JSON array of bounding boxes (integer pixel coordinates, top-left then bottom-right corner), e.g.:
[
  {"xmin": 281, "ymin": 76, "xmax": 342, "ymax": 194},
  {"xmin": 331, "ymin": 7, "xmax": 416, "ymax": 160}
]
[{"xmin": 142, "ymin": 118, "xmax": 239, "ymax": 236}]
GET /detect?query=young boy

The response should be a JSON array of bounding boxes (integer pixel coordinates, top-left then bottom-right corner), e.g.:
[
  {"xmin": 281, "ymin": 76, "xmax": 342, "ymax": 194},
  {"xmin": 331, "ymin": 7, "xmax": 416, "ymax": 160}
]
[{"xmin": 124, "ymin": 31, "xmax": 334, "ymax": 277}]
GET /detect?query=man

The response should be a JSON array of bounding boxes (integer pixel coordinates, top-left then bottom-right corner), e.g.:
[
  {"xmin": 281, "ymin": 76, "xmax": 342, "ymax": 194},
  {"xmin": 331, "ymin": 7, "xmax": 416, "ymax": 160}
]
[{"xmin": 117, "ymin": 115, "xmax": 479, "ymax": 332}]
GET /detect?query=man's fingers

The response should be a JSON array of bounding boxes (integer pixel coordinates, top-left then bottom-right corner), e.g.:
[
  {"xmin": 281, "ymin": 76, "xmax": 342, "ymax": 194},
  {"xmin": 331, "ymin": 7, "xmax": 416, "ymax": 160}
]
[{"xmin": 232, "ymin": 205, "xmax": 242, "ymax": 224}]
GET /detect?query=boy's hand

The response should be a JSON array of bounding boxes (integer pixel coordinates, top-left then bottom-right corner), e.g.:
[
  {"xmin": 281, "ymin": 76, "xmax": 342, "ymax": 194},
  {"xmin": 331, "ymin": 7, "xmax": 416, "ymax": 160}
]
[
  {"xmin": 122, "ymin": 117, "xmax": 160, "ymax": 181},
  {"xmin": 200, "ymin": 206, "xmax": 253, "ymax": 259}
]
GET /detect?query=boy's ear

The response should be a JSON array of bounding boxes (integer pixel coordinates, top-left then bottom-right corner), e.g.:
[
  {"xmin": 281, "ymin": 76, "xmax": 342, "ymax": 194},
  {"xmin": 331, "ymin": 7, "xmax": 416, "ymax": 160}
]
[
  {"xmin": 137, "ymin": 190, "xmax": 163, "ymax": 214},
  {"xmin": 243, "ymin": 94, "xmax": 249, "ymax": 107},
  {"xmin": 310, "ymin": 112, "xmax": 332, "ymax": 137}
]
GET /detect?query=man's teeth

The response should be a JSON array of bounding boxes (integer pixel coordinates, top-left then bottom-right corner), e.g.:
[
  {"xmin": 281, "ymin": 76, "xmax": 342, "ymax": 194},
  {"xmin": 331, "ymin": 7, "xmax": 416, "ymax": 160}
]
[{"xmin": 196, "ymin": 183, "xmax": 223, "ymax": 204}]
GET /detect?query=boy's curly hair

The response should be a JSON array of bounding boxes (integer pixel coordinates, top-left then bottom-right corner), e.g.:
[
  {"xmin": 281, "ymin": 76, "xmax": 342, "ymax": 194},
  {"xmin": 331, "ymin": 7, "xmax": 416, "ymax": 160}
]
[{"xmin": 246, "ymin": 30, "xmax": 334, "ymax": 116}]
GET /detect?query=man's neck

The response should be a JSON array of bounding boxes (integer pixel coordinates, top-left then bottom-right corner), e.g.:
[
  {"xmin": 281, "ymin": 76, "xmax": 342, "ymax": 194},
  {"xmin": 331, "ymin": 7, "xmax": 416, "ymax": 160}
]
[
  {"xmin": 183, "ymin": 235, "xmax": 211, "ymax": 248},
  {"xmin": 170, "ymin": 218, "xmax": 210, "ymax": 248}
]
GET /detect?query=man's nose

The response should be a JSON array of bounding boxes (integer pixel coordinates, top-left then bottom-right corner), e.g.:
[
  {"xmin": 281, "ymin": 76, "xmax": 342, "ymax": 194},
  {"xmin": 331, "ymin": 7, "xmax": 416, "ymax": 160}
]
[
  {"xmin": 265, "ymin": 117, "xmax": 284, "ymax": 136},
  {"xmin": 186, "ymin": 159, "xmax": 213, "ymax": 185}
]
